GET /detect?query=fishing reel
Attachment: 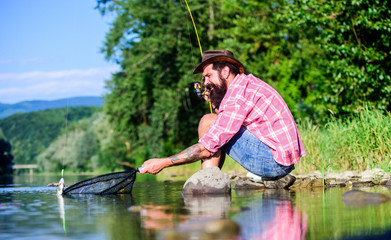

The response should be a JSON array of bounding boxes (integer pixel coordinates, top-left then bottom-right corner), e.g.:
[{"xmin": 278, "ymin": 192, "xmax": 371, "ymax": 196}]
[{"xmin": 193, "ymin": 82, "xmax": 205, "ymax": 99}]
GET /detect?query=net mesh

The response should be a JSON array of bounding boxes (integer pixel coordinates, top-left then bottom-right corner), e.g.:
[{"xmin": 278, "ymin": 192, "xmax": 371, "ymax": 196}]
[{"xmin": 63, "ymin": 170, "xmax": 137, "ymax": 195}]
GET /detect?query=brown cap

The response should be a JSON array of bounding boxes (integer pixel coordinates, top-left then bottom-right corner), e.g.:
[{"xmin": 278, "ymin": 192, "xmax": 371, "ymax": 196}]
[{"xmin": 193, "ymin": 49, "xmax": 246, "ymax": 74}]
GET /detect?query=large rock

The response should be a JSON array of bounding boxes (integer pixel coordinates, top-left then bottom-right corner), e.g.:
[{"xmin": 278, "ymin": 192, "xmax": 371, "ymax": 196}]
[{"xmin": 182, "ymin": 167, "xmax": 231, "ymax": 195}]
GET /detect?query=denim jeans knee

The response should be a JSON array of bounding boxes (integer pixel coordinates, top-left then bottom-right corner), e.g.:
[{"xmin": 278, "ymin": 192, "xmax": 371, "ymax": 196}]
[{"xmin": 223, "ymin": 127, "xmax": 294, "ymax": 178}]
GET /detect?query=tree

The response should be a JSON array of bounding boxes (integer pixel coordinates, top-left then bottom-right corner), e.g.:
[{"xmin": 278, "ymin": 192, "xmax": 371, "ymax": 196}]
[
  {"xmin": 97, "ymin": 0, "xmax": 212, "ymax": 163},
  {"xmin": 282, "ymin": 0, "xmax": 391, "ymax": 117}
]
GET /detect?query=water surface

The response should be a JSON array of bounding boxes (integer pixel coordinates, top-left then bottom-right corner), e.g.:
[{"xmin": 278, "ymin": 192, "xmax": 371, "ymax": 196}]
[{"xmin": 1, "ymin": 175, "xmax": 391, "ymax": 239}]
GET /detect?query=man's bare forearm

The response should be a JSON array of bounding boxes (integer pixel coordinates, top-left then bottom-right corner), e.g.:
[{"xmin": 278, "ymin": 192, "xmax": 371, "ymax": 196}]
[{"xmin": 169, "ymin": 143, "xmax": 211, "ymax": 165}]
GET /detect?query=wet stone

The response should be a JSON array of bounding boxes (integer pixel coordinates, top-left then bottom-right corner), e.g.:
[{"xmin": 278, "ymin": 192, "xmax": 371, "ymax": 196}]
[
  {"xmin": 291, "ymin": 177, "xmax": 313, "ymax": 188},
  {"xmin": 359, "ymin": 168, "xmax": 390, "ymax": 181},
  {"xmin": 311, "ymin": 178, "xmax": 325, "ymax": 188},
  {"xmin": 230, "ymin": 170, "xmax": 391, "ymax": 190},
  {"xmin": 182, "ymin": 167, "xmax": 231, "ymax": 195},
  {"xmin": 234, "ymin": 178, "xmax": 266, "ymax": 190},
  {"xmin": 352, "ymin": 181, "xmax": 375, "ymax": 188}
]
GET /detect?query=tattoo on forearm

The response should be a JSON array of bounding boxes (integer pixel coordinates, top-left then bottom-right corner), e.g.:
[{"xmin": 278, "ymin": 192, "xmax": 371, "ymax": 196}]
[{"xmin": 170, "ymin": 144, "xmax": 202, "ymax": 164}]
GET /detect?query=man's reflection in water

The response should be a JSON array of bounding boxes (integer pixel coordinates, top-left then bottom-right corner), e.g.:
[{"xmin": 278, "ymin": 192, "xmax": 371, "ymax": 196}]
[
  {"xmin": 234, "ymin": 189, "xmax": 308, "ymax": 240},
  {"xmin": 141, "ymin": 204, "xmax": 187, "ymax": 231},
  {"xmin": 138, "ymin": 189, "xmax": 307, "ymax": 240}
]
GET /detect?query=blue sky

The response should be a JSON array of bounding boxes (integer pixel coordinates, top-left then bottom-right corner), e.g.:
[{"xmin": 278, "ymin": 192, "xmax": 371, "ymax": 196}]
[{"xmin": 0, "ymin": 0, "xmax": 118, "ymax": 104}]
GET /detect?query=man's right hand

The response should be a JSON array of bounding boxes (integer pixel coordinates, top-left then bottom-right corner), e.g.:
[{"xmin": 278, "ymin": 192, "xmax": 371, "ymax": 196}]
[{"xmin": 139, "ymin": 158, "xmax": 171, "ymax": 175}]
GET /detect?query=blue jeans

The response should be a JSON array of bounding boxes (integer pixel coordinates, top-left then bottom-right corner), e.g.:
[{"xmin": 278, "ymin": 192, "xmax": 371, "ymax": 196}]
[{"xmin": 222, "ymin": 127, "xmax": 294, "ymax": 178}]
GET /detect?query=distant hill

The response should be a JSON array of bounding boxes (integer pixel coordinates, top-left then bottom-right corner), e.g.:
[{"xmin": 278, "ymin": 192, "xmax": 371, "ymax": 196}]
[
  {"xmin": 0, "ymin": 106, "xmax": 101, "ymax": 165},
  {"xmin": 0, "ymin": 96, "xmax": 104, "ymax": 119}
]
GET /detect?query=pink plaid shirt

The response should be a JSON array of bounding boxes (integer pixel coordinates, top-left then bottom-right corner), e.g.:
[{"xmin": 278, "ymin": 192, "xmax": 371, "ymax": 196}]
[{"xmin": 199, "ymin": 73, "xmax": 305, "ymax": 166}]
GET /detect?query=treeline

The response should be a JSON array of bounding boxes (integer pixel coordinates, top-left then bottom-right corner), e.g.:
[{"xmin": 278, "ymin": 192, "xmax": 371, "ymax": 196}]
[
  {"xmin": 95, "ymin": 0, "xmax": 390, "ymax": 167},
  {"xmin": 0, "ymin": 107, "xmax": 100, "ymax": 167},
  {"xmin": 0, "ymin": 106, "xmax": 136, "ymax": 173}
]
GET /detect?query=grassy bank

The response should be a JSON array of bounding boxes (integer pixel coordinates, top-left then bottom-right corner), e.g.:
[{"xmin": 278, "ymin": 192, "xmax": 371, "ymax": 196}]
[
  {"xmin": 159, "ymin": 108, "xmax": 391, "ymax": 179},
  {"xmin": 296, "ymin": 107, "xmax": 391, "ymax": 174}
]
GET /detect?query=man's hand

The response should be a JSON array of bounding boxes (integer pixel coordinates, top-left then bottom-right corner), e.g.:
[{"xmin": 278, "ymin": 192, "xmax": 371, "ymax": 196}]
[
  {"xmin": 139, "ymin": 158, "xmax": 171, "ymax": 175},
  {"xmin": 139, "ymin": 143, "xmax": 212, "ymax": 175}
]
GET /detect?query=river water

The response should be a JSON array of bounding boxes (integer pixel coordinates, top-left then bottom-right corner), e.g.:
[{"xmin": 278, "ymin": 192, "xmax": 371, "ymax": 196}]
[{"xmin": 1, "ymin": 174, "xmax": 391, "ymax": 240}]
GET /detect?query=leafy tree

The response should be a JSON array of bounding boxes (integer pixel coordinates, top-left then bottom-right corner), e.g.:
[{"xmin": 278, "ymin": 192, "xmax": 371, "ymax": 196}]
[
  {"xmin": 97, "ymin": 0, "xmax": 391, "ymax": 165},
  {"xmin": 97, "ymin": 0, "xmax": 211, "ymax": 162},
  {"xmin": 282, "ymin": 0, "xmax": 391, "ymax": 117}
]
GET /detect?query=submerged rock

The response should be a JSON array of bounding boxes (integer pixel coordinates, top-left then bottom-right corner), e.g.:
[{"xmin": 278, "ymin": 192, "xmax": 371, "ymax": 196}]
[
  {"xmin": 182, "ymin": 167, "xmax": 231, "ymax": 195},
  {"xmin": 343, "ymin": 190, "xmax": 391, "ymax": 206}
]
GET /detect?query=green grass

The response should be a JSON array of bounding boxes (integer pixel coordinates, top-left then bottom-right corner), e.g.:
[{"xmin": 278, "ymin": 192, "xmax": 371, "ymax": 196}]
[{"xmin": 295, "ymin": 107, "xmax": 391, "ymax": 174}]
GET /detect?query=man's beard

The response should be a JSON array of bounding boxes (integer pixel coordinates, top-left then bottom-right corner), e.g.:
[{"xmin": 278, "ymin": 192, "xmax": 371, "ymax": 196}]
[{"xmin": 209, "ymin": 74, "xmax": 228, "ymax": 110}]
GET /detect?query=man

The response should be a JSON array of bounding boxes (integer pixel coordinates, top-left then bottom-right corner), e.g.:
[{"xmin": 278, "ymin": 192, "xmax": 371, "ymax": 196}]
[{"xmin": 139, "ymin": 49, "xmax": 305, "ymax": 188}]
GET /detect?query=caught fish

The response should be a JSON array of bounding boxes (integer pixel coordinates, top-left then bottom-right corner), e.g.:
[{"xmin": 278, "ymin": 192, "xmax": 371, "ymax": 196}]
[{"xmin": 57, "ymin": 177, "xmax": 64, "ymax": 196}]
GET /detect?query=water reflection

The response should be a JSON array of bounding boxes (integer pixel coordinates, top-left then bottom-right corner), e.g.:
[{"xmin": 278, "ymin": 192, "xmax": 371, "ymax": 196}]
[
  {"xmin": 57, "ymin": 195, "xmax": 66, "ymax": 232},
  {"xmin": 3, "ymin": 175, "xmax": 391, "ymax": 240},
  {"xmin": 137, "ymin": 189, "xmax": 307, "ymax": 240},
  {"xmin": 183, "ymin": 194, "xmax": 231, "ymax": 217},
  {"xmin": 234, "ymin": 189, "xmax": 307, "ymax": 240}
]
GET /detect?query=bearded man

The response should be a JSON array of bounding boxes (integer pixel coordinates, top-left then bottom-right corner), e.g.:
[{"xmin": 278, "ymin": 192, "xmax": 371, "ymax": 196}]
[{"xmin": 139, "ymin": 49, "xmax": 305, "ymax": 188}]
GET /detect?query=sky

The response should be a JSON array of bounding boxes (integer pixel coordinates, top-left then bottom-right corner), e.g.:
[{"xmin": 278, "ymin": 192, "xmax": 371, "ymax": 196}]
[{"xmin": 0, "ymin": 0, "xmax": 119, "ymax": 104}]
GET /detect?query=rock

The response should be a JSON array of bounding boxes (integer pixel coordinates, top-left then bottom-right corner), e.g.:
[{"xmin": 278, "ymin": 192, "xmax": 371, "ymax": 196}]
[
  {"xmin": 386, "ymin": 180, "xmax": 391, "ymax": 190},
  {"xmin": 182, "ymin": 167, "xmax": 231, "ymax": 195},
  {"xmin": 311, "ymin": 178, "xmax": 325, "ymax": 188},
  {"xmin": 359, "ymin": 168, "xmax": 390, "ymax": 181},
  {"xmin": 343, "ymin": 190, "xmax": 391, "ymax": 206},
  {"xmin": 291, "ymin": 177, "xmax": 313, "ymax": 188},
  {"xmin": 352, "ymin": 181, "xmax": 375, "ymax": 188},
  {"xmin": 234, "ymin": 178, "xmax": 266, "ymax": 190},
  {"xmin": 345, "ymin": 180, "xmax": 361, "ymax": 188},
  {"xmin": 312, "ymin": 170, "xmax": 323, "ymax": 178},
  {"xmin": 325, "ymin": 179, "xmax": 346, "ymax": 188}
]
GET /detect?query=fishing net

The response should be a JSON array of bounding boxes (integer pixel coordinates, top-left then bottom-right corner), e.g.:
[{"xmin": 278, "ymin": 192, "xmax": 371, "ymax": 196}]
[{"xmin": 62, "ymin": 170, "xmax": 137, "ymax": 195}]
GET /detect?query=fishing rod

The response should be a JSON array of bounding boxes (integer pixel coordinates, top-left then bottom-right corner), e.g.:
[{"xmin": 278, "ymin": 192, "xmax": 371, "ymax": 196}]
[{"xmin": 184, "ymin": 0, "xmax": 213, "ymax": 113}]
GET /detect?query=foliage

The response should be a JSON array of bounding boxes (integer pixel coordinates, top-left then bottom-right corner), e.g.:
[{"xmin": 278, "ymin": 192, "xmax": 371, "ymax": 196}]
[
  {"xmin": 282, "ymin": 0, "xmax": 391, "ymax": 117},
  {"xmin": 0, "ymin": 107, "xmax": 100, "ymax": 165},
  {"xmin": 295, "ymin": 107, "xmax": 391, "ymax": 174},
  {"xmin": 97, "ymin": 0, "xmax": 210, "ymax": 163},
  {"xmin": 96, "ymin": 0, "xmax": 325, "ymax": 161},
  {"xmin": 37, "ymin": 112, "xmax": 138, "ymax": 173},
  {"xmin": 95, "ymin": 0, "xmax": 390, "ymax": 168},
  {"xmin": 0, "ymin": 129, "xmax": 14, "ymax": 174}
]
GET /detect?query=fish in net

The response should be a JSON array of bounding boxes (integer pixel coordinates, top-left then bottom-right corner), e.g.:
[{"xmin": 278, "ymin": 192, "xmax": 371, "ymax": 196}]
[{"xmin": 62, "ymin": 169, "xmax": 138, "ymax": 195}]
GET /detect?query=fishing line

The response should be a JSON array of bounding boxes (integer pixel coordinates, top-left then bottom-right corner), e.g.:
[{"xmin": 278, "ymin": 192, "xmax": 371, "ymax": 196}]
[
  {"xmin": 183, "ymin": 0, "xmax": 213, "ymax": 113},
  {"xmin": 61, "ymin": 98, "xmax": 69, "ymax": 177}
]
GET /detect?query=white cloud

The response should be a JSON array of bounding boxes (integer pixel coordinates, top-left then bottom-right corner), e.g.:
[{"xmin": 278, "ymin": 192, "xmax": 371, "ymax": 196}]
[{"xmin": 0, "ymin": 67, "xmax": 119, "ymax": 103}]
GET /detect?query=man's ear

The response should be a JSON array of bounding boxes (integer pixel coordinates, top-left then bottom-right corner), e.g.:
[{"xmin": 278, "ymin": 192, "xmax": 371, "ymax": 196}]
[{"xmin": 222, "ymin": 66, "xmax": 230, "ymax": 79}]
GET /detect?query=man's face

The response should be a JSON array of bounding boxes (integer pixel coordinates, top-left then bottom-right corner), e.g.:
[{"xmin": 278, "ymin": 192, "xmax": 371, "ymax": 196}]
[{"xmin": 202, "ymin": 64, "xmax": 228, "ymax": 110}]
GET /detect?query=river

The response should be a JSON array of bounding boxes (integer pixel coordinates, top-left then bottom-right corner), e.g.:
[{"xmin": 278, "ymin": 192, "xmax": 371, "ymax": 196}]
[{"xmin": 1, "ymin": 174, "xmax": 391, "ymax": 239}]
